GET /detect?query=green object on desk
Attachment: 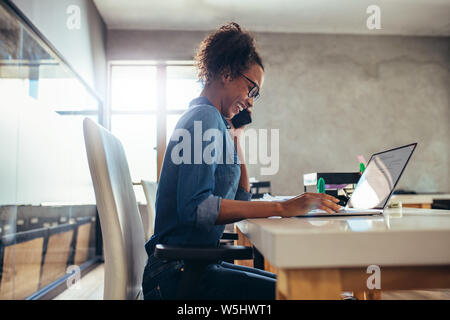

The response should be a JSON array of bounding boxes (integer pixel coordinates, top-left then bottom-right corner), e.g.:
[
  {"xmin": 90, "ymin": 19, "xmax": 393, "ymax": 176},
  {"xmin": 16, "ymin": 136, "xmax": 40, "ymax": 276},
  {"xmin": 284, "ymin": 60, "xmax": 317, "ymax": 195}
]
[
  {"xmin": 359, "ymin": 163, "xmax": 366, "ymax": 174},
  {"xmin": 317, "ymin": 177, "xmax": 325, "ymax": 193}
]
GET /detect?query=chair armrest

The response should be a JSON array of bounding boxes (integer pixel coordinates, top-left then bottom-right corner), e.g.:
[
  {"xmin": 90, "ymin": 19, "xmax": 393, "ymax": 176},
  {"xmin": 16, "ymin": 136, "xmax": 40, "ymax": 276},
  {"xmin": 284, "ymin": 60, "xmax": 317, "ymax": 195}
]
[
  {"xmin": 155, "ymin": 244, "xmax": 253, "ymax": 261},
  {"xmin": 221, "ymin": 232, "xmax": 238, "ymax": 240}
]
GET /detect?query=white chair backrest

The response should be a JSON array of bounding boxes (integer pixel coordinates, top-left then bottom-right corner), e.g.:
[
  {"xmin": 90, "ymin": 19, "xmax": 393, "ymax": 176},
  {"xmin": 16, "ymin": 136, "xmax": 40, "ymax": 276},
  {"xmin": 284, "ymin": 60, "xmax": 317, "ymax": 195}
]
[
  {"xmin": 83, "ymin": 118, "xmax": 147, "ymax": 300},
  {"xmin": 140, "ymin": 180, "xmax": 158, "ymax": 240}
]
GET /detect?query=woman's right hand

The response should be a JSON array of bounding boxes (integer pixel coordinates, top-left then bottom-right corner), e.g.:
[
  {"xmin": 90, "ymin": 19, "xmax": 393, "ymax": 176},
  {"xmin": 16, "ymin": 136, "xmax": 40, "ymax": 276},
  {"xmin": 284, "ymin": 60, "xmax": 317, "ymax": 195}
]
[{"xmin": 280, "ymin": 192, "xmax": 342, "ymax": 217}]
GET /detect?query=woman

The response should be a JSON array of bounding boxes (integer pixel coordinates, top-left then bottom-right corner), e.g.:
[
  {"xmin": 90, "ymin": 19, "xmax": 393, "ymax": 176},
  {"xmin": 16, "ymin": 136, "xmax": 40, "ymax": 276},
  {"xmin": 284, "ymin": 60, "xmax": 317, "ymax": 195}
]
[{"xmin": 142, "ymin": 22, "xmax": 341, "ymax": 300}]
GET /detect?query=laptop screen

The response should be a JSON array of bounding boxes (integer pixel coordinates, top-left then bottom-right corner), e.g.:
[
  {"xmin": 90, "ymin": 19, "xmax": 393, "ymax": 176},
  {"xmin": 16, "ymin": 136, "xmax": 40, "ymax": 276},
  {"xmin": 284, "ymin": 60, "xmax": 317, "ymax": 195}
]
[{"xmin": 347, "ymin": 143, "xmax": 417, "ymax": 210}]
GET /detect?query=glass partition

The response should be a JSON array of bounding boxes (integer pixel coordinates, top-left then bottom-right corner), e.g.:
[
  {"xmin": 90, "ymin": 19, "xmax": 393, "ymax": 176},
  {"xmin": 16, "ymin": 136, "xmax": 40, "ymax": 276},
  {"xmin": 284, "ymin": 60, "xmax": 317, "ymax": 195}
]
[{"xmin": 0, "ymin": 1, "xmax": 102, "ymax": 299}]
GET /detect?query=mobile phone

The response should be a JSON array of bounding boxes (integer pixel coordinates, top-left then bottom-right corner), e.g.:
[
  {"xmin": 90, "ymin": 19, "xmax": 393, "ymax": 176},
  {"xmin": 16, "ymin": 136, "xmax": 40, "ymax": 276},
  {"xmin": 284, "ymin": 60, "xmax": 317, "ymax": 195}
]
[{"xmin": 231, "ymin": 109, "xmax": 252, "ymax": 128}]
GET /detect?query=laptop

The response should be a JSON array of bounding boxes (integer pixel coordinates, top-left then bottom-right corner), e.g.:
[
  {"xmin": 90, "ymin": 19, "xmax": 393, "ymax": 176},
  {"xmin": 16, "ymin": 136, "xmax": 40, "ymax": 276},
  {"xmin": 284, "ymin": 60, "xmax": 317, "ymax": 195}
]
[{"xmin": 300, "ymin": 143, "xmax": 417, "ymax": 217}]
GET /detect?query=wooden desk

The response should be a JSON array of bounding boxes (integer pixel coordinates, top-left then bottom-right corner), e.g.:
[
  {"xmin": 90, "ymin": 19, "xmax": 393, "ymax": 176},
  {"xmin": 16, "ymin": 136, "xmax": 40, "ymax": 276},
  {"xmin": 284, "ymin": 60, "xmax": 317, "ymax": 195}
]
[
  {"xmin": 389, "ymin": 194, "xmax": 450, "ymax": 209},
  {"xmin": 235, "ymin": 208, "xmax": 450, "ymax": 300}
]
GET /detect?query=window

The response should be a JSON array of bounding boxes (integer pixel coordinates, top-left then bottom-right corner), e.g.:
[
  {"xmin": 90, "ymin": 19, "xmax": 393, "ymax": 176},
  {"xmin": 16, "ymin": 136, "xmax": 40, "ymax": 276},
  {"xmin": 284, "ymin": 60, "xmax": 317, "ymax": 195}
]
[
  {"xmin": 108, "ymin": 62, "xmax": 203, "ymax": 186},
  {"xmin": 0, "ymin": 0, "xmax": 102, "ymax": 300}
]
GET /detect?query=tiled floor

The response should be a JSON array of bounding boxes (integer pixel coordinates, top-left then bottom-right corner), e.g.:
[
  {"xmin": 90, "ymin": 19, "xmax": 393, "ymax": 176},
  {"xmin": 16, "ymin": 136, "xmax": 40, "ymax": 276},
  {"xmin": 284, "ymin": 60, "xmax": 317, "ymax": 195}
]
[{"xmin": 54, "ymin": 264, "xmax": 450, "ymax": 300}]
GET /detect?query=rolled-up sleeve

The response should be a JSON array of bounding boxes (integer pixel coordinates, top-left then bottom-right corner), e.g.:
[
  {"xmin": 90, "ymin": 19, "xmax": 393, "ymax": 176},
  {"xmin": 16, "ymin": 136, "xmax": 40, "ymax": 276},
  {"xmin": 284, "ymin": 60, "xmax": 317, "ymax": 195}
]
[
  {"xmin": 234, "ymin": 186, "xmax": 252, "ymax": 201},
  {"xmin": 197, "ymin": 194, "xmax": 222, "ymax": 226},
  {"xmin": 176, "ymin": 109, "xmax": 222, "ymax": 230}
]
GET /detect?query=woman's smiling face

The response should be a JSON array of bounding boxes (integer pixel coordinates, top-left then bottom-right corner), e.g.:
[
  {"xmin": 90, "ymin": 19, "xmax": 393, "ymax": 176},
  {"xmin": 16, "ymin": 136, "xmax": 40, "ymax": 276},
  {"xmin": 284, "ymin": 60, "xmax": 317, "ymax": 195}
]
[{"xmin": 220, "ymin": 63, "xmax": 264, "ymax": 120}]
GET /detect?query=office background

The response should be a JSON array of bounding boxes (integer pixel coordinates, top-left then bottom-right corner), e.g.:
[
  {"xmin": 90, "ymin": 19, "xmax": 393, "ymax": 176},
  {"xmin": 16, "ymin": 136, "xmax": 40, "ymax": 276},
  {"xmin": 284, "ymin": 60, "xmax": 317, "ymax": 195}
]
[
  {"xmin": 5, "ymin": 0, "xmax": 449, "ymax": 201},
  {"xmin": 0, "ymin": 0, "xmax": 449, "ymax": 299},
  {"xmin": 108, "ymin": 29, "xmax": 450, "ymax": 194}
]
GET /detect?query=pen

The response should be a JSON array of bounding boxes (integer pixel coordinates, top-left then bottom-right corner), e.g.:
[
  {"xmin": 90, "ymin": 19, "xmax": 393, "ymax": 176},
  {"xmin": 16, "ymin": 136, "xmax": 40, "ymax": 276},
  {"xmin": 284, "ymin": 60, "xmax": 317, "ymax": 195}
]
[
  {"xmin": 359, "ymin": 162, "xmax": 366, "ymax": 174},
  {"xmin": 317, "ymin": 177, "xmax": 325, "ymax": 194}
]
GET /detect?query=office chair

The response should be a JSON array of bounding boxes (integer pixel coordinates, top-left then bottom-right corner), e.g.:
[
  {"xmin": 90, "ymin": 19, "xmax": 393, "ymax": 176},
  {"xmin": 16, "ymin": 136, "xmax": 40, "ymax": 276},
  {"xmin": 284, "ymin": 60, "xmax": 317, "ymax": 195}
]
[
  {"xmin": 83, "ymin": 118, "xmax": 147, "ymax": 300},
  {"xmin": 250, "ymin": 181, "xmax": 271, "ymax": 199},
  {"xmin": 140, "ymin": 180, "xmax": 157, "ymax": 241},
  {"xmin": 83, "ymin": 118, "xmax": 252, "ymax": 300}
]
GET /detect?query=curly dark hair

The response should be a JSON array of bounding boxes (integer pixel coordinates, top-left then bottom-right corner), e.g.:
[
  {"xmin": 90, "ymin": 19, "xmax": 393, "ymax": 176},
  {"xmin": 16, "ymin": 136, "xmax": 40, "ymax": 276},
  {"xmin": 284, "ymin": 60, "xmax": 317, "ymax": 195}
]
[{"xmin": 194, "ymin": 22, "xmax": 264, "ymax": 85}]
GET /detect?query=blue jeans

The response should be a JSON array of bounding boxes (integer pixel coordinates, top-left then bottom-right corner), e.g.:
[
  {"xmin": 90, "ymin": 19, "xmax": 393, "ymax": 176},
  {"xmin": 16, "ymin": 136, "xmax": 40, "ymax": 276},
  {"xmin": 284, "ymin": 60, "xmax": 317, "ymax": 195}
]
[{"xmin": 143, "ymin": 255, "xmax": 276, "ymax": 300}]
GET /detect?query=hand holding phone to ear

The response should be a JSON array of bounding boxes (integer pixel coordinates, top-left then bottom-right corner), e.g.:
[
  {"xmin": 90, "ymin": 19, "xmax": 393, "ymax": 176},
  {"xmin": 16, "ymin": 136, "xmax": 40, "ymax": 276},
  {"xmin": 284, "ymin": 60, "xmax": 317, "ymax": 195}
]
[
  {"xmin": 229, "ymin": 107, "xmax": 252, "ymax": 163},
  {"xmin": 231, "ymin": 108, "xmax": 252, "ymax": 129}
]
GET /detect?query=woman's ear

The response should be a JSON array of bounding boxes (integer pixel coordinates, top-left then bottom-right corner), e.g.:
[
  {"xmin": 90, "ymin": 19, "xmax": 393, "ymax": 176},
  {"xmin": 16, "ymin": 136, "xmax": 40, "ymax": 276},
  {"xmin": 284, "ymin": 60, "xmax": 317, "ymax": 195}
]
[{"xmin": 220, "ymin": 68, "xmax": 233, "ymax": 84}]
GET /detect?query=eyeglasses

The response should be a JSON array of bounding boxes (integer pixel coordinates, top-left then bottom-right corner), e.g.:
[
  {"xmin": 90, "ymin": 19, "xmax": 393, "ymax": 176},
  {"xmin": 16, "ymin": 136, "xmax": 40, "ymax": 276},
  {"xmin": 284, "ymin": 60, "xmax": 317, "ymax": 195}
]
[{"xmin": 239, "ymin": 73, "xmax": 260, "ymax": 100}]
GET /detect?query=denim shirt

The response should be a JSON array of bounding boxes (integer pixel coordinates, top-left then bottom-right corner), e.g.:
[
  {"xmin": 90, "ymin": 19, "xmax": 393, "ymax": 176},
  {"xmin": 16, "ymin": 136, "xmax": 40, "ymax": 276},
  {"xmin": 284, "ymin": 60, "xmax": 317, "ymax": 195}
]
[{"xmin": 144, "ymin": 96, "xmax": 252, "ymax": 257}]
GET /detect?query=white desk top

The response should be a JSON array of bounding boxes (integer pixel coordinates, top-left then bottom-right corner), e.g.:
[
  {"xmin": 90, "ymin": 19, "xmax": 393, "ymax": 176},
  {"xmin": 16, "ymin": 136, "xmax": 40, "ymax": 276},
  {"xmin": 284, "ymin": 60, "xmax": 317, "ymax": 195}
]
[{"xmin": 236, "ymin": 208, "xmax": 450, "ymax": 269}]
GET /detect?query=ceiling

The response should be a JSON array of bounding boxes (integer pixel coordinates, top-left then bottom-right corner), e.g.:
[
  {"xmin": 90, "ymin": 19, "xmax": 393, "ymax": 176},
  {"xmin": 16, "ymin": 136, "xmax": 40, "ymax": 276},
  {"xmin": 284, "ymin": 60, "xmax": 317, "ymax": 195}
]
[{"xmin": 93, "ymin": 0, "xmax": 450, "ymax": 36}]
